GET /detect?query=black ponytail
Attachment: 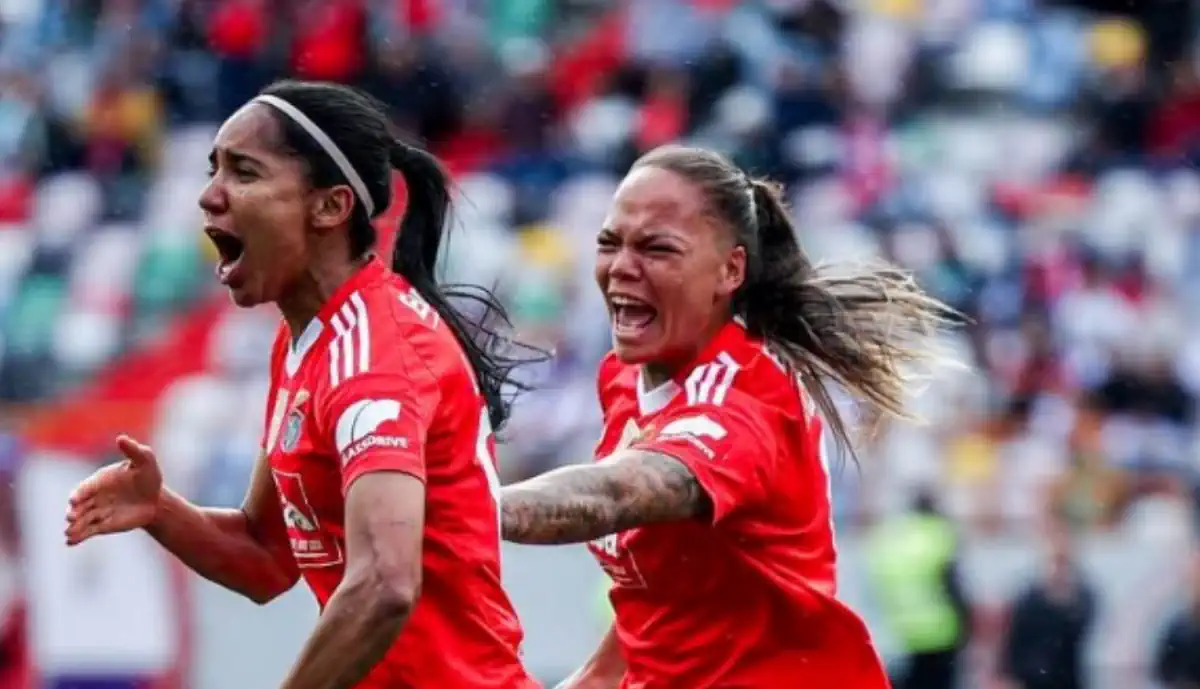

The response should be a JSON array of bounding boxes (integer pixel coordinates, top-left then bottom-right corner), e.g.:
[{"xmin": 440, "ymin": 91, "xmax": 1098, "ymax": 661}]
[
  {"xmin": 634, "ymin": 145, "xmax": 959, "ymax": 459},
  {"xmin": 389, "ymin": 141, "xmax": 548, "ymax": 430}
]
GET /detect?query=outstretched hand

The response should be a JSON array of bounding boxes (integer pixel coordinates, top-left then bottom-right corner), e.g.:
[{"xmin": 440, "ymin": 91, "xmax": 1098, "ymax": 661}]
[{"xmin": 64, "ymin": 434, "xmax": 164, "ymax": 546}]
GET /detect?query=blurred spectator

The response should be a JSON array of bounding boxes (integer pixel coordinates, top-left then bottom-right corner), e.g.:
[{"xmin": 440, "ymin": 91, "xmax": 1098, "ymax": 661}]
[
  {"xmin": 999, "ymin": 520, "xmax": 1096, "ymax": 689},
  {"xmin": 1154, "ymin": 552, "xmax": 1200, "ymax": 689},
  {"xmin": 867, "ymin": 488, "xmax": 970, "ymax": 689},
  {"xmin": 0, "ymin": 432, "xmax": 26, "ymax": 689},
  {"xmin": 79, "ymin": 52, "xmax": 163, "ymax": 220},
  {"xmin": 207, "ymin": 0, "xmax": 272, "ymax": 117},
  {"xmin": 1149, "ymin": 59, "xmax": 1200, "ymax": 159},
  {"xmin": 362, "ymin": 40, "xmax": 462, "ymax": 146},
  {"xmin": 289, "ymin": 0, "xmax": 367, "ymax": 83}
]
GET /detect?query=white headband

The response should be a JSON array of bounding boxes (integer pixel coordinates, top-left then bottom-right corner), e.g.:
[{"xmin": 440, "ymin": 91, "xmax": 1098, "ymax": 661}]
[{"xmin": 252, "ymin": 94, "xmax": 376, "ymax": 216}]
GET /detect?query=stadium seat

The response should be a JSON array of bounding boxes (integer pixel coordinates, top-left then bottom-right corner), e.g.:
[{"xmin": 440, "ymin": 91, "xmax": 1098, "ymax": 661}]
[
  {"xmin": 4, "ymin": 274, "xmax": 66, "ymax": 359},
  {"xmin": 68, "ymin": 224, "xmax": 140, "ymax": 311},
  {"xmin": 132, "ymin": 233, "xmax": 205, "ymax": 322},
  {"xmin": 32, "ymin": 174, "xmax": 102, "ymax": 251},
  {"xmin": 0, "ymin": 226, "xmax": 34, "ymax": 312},
  {"xmin": 50, "ymin": 308, "xmax": 123, "ymax": 379}
]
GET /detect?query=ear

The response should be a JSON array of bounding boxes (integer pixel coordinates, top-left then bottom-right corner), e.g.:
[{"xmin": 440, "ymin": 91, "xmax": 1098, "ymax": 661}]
[
  {"xmin": 716, "ymin": 244, "xmax": 747, "ymax": 299},
  {"xmin": 309, "ymin": 185, "xmax": 357, "ymax": 231}
]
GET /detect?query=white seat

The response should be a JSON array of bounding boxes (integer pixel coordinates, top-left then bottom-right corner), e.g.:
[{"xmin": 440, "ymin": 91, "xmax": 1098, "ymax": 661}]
[
  {"xmin": 50, "ymin": 308, "xmax": 121, "ymax": 373},
  {"xmin": 952, "ymin": 21, "xmax": 1032, "ymax": 93},
  {"xmin": 569, "ymin": 97, "xmax": 637, "ymax": 160},
  {"xmin": 68, "ymin": 224, "xmax": 140, "ymax": 309},
  {"xmin": 0, "ymin": 225, "xmax": 34, "ymax": 309},
  {"xmin": 143, "ymin": 174, "xmax": 208, "ymax": 239},
  {"xmin": 454, "ymin": 173, "xmax": 515, "ymax": 227},
  {"xmin": 162, "ymin": 125, "xmax": 219, "ymax": 176},
  {"xmin": 33, "ymin": 174, "xmax": 101, "ymax": 250},
  {"xmin": 442, "ymin": 221, "xmax": 516, "ymax": 288}
]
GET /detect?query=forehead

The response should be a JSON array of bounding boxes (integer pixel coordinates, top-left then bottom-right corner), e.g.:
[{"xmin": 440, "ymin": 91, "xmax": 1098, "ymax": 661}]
[
  {"xmin": 213, "ymin": 103, "xmax": 286, "ymax": 157},
  {"xmin": 607, "ymin": 165, "xmax": 709, "ymax": 232}
]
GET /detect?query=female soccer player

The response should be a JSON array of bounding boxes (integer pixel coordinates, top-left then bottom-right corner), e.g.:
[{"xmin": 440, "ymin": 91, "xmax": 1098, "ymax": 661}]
[
  {"xmin": 63, "ymin": 80, "xmax": 541, "ymax": 689},
  {"xmin": 501, "ymin": 145, "xmax": 957, "ymax": 689}
]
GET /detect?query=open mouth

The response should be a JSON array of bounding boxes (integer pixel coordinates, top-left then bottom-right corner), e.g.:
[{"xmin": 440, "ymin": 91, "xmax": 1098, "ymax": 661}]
[
  {"xmin": 205, "ymin": 227, "xmax": 245, "ymax": 283},
  {"xmin": 609, "ymin": 295, "xmax": 657, "ymax": 337}
]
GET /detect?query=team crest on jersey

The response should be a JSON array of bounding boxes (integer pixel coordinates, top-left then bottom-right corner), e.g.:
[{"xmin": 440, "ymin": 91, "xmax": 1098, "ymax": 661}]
[{"xmin": 280, "ymin": 390, "xmax": 309, "ymax": 453}]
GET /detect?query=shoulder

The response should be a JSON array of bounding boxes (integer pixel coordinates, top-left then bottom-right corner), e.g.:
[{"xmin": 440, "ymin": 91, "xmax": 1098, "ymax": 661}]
[
  {"xmin": 685, "ymin": 337, "xmax": 802, "ymax": 420},
  {"xmin": 316, "ymin": 280, "xmax": 452, "ymax": 394},
  {"xmin": 596, "ymin": 350, "xmax": 636, "ymax": 413}
]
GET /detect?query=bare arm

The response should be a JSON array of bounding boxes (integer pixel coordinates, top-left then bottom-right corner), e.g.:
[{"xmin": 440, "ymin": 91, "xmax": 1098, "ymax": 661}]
[
  {"xmin": 146, "ymin": 451, "xmax": 298, "ymax": 604},
  {"xmin": 278, "ymin": 471, "xmax": 424, "ymax": 689},
  {"xmin": 557, "ymin": 623, "xmax": 626, "ymax": 689},
  {"xmin": 501, "ymin": 450, "xmax": 711, "ymax": 545}
]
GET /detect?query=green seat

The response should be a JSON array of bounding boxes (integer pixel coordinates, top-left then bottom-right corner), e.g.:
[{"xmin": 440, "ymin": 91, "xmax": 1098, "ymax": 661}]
[
  {"xmin": 133, "ymin": 232, "xmax": 205, "ymax": 319},
  {"xmin": 4, "ymin": 273, "xmax": 67, "ymax": 358}
]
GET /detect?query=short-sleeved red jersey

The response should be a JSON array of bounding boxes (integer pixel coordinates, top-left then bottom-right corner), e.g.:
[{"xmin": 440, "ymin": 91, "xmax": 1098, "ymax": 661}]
[
  {"xmin": 262, "ymin": 258, "xmax": 537, "ymax": 689},
  {"xmin": 588, "ymin": 321, "xmax": 888, "ymax": 689}
]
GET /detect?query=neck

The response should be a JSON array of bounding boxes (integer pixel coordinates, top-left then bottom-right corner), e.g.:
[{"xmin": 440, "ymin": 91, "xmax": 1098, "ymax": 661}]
[
  {"xmin": 640, "ymin": 313, "xmax": 733, "ymax": 389},
  {"xmin": 277, "ymin": 255, "xmax": 369, "ymax": 343}
]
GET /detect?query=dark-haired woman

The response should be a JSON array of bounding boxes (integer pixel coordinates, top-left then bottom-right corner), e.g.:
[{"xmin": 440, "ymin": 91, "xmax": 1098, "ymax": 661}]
[
  {"xmin": 501, "ymin": 145, "xmax": 957, "ymax": 689},
  {"xmin": 63, "ymin": 80, "xmax": 541, "ymax": 689}
]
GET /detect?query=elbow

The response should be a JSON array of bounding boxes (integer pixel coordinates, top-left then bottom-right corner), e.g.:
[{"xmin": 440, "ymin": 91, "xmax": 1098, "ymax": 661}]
[
  {"xmin": 377, "ymin": 581, "xmax": 420, "ymax": 619},
  {"xmin": 352, "ymin": 565, "xmax": 421, "ymax": 620},
  {"xmin": 247, "ymin": 569, "xmax": 300, "ymax": 606}
]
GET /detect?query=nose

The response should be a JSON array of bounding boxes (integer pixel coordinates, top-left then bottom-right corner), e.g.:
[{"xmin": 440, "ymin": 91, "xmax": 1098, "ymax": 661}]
[
  {"xmin": 198, "ymin": 174, "xmax": 227, "ymax": 216},
  {"xmin": 607, "ymin": 247, "xmax": 641, "ymax": 283}
]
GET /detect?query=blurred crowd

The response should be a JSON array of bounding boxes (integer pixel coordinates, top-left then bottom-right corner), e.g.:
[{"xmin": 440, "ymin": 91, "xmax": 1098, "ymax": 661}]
[
  {"xmin": 3, "ymin": 0, "xmax": 1200, "ymax": 686},
  {"xmin": 2, "ymin": 0, "xmax": 1200, "ymax": 541}
]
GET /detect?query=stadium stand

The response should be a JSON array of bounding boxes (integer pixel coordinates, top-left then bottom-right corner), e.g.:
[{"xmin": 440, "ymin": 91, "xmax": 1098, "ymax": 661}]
[{"xmin": 2, "ymin": 0, "xmax": 1200, "ymax": 686}]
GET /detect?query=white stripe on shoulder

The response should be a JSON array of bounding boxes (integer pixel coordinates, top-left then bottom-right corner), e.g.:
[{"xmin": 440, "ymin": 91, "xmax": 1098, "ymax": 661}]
[
  {"xmin": 328, "ymin": 291, "xmax": 372, "ymax": 388},
  {"xmin": 683, "ymin": 351, "xmax": 742, "ymax": 406},
  {"xmin": 350, "ymin": 292, "xmax": 370, "ymax": 375}
]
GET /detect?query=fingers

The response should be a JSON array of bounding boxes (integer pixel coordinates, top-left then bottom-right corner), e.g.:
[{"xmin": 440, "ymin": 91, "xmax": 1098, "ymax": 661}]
[
  {"xmin": 64, "ymin": 505, "xmax": 108, "ymax": 546},
  {"xmin": 67, "ymin": 473, "xmax": 105, "ymax": 507},
  {"xmin": 115, "ymin": 434, "xmax": 154, "ymax": 466}
]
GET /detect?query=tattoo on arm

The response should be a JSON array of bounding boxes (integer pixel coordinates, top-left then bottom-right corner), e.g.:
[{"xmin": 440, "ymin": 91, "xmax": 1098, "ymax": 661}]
[{"xmin": 501, "ymin": 450, "xmax": 712, "ymax": 545}]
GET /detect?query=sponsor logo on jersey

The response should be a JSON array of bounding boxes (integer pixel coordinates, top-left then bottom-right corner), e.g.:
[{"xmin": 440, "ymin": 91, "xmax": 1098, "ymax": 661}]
[
  {"xmin": 334, "ymin": 398, "xmax": 405, "ymax": 465},
  {"xmin": 282, "ymin": 500, "xmax": 316, "ymax": 531},
  {"xmin": 271, "ymin": 469, "xmax": 344, "ymax": 568},
  {"xmin": 655, "ymin": 415, "xmax": 727, "ymax": 459},
  {"xmin": 587, "ymin": 532, "xmax": 648, "ymax": 589},
  {"xmin": 342, "ymin": 434, "xmax": 408, "ymax": 463}
]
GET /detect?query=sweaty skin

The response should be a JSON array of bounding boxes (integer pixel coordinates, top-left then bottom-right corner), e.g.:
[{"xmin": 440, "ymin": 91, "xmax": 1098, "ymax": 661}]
[{"xmin": 500, "ymin": 450, "xmax": 711, "ymax": 545}]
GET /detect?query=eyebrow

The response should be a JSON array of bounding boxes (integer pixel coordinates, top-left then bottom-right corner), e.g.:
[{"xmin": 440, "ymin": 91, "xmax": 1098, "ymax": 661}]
[{"xmin": 209, "ymin": 147, "xmax": 265, "ymax": 168}]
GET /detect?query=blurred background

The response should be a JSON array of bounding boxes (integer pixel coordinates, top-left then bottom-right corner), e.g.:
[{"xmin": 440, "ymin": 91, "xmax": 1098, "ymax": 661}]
[{"xmin": 2, "ymin": 0, "xmax": 1200, "ymax": 687}]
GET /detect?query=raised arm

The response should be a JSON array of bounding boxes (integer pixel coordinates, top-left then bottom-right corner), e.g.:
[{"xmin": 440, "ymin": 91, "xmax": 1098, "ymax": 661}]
[
  {"xmin": 502, "ymin": 449, "xmax": 710, "ymax": 544},
  {"xmin": 502, "ymin": 403, "xmax": 775, "ymax": 545},
  {"xmin": 65, "ymin": 436, "xmax": 299, "ymax": 604},
  {"xmin": 556, "ymin": 622, "xmax": 627, "ymax": 689}
]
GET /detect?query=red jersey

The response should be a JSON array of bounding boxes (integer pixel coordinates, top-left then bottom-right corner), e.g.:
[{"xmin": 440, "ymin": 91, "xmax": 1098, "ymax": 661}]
[
  {"xmin": 588, "ymin": 321, "xmax": 888, "ymax": 689},
  {"xmin": 262, "ymin": 258, "xmax": 537, "ymax": 689}
]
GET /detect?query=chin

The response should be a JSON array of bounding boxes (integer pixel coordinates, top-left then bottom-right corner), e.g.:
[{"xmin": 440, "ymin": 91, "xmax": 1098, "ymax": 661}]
[
  {"xmin": 227, "ymin": 285, "xmax": 266, "ymax": 308},
  {"xmin": 611, "ymin": 338, "xmax": 659, "ymax": 365}
]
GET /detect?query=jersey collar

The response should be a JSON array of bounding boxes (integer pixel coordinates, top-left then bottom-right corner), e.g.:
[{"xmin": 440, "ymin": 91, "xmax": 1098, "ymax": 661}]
[
  {"xmin": 284, "ymin": 256, "xmax": 389, "ymax": 377},
  {"xmin": 635, "ymin": 319, "xmax": 750, "ymax": 416}
]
